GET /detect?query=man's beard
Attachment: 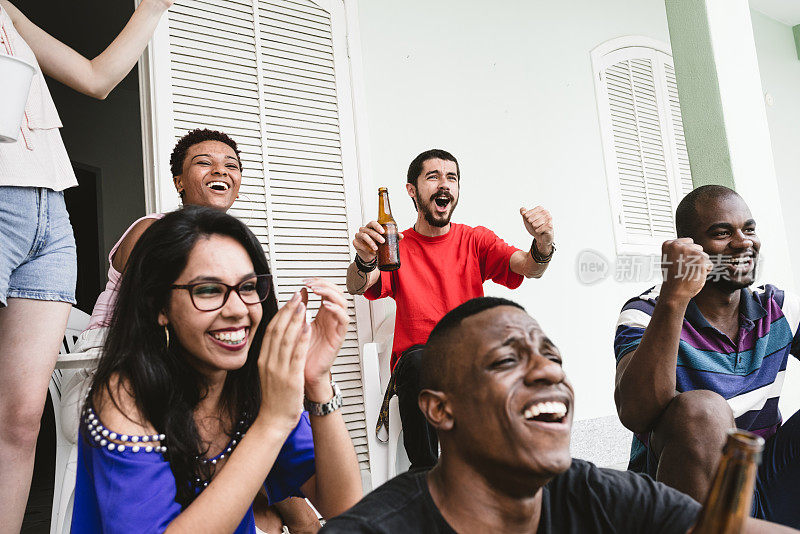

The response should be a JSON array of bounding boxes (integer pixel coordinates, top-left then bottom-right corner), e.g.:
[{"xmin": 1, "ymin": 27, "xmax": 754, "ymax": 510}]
[
  {"xmin": 416, "ymin": 191, "xmax": 457, "ymax": 228},
  {"xmin": 707, "ymin": 257, "xmax": 759, "ymax": 292}
]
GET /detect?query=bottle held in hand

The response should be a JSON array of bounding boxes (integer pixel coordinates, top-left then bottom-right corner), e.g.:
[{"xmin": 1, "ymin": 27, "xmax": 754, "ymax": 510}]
[
  {"xmin": 692, "ymin": 429, "xmax": 764, "ymax": 534},
  {"xmin": 377, "ymin": 187, "xmax": 401, "ymax": 271}
]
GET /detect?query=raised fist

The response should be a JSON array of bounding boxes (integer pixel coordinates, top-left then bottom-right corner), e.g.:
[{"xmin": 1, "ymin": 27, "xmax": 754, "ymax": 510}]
[
  {"xmin": 520, "ymin": 206, "xmax": 554, "ymax": 252},
  {"xmin": 660, "ymin": 238, "xmax": 712, "ymax": 302}
]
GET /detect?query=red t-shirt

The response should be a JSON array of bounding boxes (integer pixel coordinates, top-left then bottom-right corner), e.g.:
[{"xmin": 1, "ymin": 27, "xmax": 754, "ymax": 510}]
[{"xmin": 365, "ymin": 223, "xmax": 524, "ymax": 370}]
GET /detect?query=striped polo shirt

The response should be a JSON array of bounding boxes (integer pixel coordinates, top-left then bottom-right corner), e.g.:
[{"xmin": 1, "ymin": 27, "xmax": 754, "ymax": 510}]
[{"xmin": 614, "ymin": 284, "xmax": 800, "ymax": 474}]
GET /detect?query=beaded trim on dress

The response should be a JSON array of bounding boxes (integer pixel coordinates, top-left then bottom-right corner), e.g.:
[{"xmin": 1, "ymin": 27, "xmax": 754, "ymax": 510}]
[
  {"xmin": 83, "ymin": 403, "xmax": 250, "ymax": 490},
  {"xmin": 84, "ymin": 407, "xmax": 167, "ymax": 454}
]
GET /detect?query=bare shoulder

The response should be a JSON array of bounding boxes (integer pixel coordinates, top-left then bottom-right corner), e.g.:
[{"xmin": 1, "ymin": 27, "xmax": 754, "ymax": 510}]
[
  {"xmin": 92, "ymin": 373, "xmax": 157, "ymax": 438},
  {"xmin": 112, "ymin": 217, "xmax": 159, "ymax": 272}
]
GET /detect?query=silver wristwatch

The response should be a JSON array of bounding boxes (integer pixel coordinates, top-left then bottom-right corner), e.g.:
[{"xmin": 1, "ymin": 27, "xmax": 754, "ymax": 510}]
[{"xmin": 304, "ymin": 382, "xmax": 343, "ymax": 416}]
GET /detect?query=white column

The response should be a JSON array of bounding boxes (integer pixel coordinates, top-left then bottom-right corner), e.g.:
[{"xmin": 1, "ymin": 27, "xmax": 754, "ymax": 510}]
[{"xmin": 665, "ymin": 0, "xmax": 794, "ymax": 291}]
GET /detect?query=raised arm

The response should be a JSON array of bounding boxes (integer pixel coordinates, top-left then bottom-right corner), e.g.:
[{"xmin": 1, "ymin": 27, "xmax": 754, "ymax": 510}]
[
  {"xmin": 346, "ymin": 221, "xmax": 401, "ymax": 295},
  {"xmin": 615, "ymin": 238, "xmax": 712, "ymax": 434},
  {"xmin": 1, "ymin": 0, "xmax": 171, "ymax": 99},
  {"xmin": 509, "ymin": 206, "xmax": 554, "ymax": 279},
  {"xmin": 298, "ymin": 279, "xmax": 362, "ymax": 516}
]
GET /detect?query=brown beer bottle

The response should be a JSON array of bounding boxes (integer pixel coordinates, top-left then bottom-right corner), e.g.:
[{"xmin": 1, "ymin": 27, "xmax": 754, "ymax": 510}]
[
  {"xmin": 692, "ymin": 429, "xmax": 764, "ymax": 534},
  {"xmin": 377, "ymin": 187, "xmax": 401, "ymax": 271}
]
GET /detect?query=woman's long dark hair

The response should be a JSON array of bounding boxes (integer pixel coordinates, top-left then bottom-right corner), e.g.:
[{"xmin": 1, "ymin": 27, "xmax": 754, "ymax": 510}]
[{"xmin": 84, "ymin": 206, "xmax": 277, "ymax": 507}]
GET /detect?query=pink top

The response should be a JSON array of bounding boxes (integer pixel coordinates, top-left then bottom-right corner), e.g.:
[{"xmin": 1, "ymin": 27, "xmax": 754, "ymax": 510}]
[
  {"xmin": 0, "ymin": 5, "xmax": 77, "ymax": 190},
  {"xmin": 86, "ymin": 213, "xmax": 165, "ymax": 330}
]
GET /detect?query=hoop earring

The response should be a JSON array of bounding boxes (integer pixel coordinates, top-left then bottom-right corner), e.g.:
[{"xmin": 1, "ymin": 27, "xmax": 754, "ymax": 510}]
[{"xmin": 164, "ymin": 325, "xmax": 170, "ymax": 348}]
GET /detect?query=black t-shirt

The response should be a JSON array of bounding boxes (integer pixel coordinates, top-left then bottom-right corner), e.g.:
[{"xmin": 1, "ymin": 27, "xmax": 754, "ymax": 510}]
[{"xmin": 321, "ymin": 459, "xmax": 701, "ymax": 533}]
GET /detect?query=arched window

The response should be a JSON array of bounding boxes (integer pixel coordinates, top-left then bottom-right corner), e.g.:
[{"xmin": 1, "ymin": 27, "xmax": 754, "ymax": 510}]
[{"xmin": 591, "ymin": 37, "xmax": 693, "ymax": 255}]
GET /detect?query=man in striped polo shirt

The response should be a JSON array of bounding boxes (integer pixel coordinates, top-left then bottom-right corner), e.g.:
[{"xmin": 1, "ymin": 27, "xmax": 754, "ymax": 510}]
[{"xmin": 614, "ymin": 185, "xmax": 800, "ymax": 527}]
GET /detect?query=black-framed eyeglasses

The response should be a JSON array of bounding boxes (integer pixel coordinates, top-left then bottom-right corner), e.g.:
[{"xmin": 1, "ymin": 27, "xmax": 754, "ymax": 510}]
[{"xmin": 171, "ymin": 274, "xmax": 272, "ymax": 312}]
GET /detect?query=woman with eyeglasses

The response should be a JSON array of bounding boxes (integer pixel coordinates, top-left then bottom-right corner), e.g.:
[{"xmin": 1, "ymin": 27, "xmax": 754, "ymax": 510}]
[
  {"xmin": 72, "ymin": 206, "xmax": 362, "ymax": 532},
  {"xmin": 71, "ymin": 128, "xmax": 322, "ymax": 532}
]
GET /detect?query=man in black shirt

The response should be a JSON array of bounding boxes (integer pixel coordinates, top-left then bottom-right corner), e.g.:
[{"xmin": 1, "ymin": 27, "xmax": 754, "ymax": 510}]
[{"xmin": 321, "ymin": 297, "xmax": 796, "ymax": 533}]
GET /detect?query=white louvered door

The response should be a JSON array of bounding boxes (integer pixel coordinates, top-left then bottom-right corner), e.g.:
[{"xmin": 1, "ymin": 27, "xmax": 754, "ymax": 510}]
[
  {"xmin": 256, "ymin": 0, "xmax": 370, "ymax": 469},
  {"xmin": 169, "ymin": 0, "xmax": 272, "ymax": 252},
  {"xmin": 141, "ymin": 0, "xmax": 371, "ymax": 472},
  {"xmin": 592, "ymin": 39, "xmax": 694, "ymax": 255}
]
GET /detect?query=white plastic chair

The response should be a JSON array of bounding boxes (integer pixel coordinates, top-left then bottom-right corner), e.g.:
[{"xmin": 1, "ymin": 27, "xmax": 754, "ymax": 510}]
[
  {"xmin": 49, "ymin": 307, "xmax": 93, "ymax": 534},
  {"xmin": 362, "ymin": 339, "xmax": 410, "ymax": 491}
]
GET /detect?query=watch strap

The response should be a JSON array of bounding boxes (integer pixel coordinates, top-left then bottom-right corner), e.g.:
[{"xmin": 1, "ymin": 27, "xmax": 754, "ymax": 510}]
[{"xmin": 304, "ymin": 382, "xmax": 343, "ymax": 416}]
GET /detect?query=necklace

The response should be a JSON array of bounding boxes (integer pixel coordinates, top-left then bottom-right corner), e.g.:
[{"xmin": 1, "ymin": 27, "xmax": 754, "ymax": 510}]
[{"xmin": 192, "ymin": 417, "xmax": 249, "ymax": 489}]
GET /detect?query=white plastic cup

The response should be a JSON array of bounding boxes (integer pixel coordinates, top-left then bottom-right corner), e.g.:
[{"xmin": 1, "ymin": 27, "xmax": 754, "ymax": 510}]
[{"xmin": 0, "ymin": 53, "xmax": 35, "ymax": 143}]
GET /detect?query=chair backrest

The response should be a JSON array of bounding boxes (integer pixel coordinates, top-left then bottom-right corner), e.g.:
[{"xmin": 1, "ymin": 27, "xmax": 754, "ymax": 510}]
[{"xmin": 61, "ymin": 308, "xmax": 91, "ymax": 355}]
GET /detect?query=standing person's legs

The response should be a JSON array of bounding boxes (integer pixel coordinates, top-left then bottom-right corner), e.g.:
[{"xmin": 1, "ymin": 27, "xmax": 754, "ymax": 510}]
[
  {"xmin": 0, "ymin": 299, "xmax": 71, "ymax": 533},
  {"xmin": 394, "ymin": 346, "xmax": 438, "ymax": 471},
  {"xmin": 0, "ymin": 187, "xmax": 76, "ymax": 533},
  {"xmin": 753, "ymin": 409, "xmax": 800, "ymax": 527}
]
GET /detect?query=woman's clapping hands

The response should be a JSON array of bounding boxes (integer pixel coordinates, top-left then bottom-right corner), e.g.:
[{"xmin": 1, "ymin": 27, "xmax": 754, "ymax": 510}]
[
  {"xmin": 256, "ymin": 279, "xmax": 348, "ymax": 431},
  {"xmin": 301, "ymin": 279, "xmax": 349, "ymax": 400},
  {"xmin": 257, "ymin": 291, "xmax": 310, "ymax": 433}
]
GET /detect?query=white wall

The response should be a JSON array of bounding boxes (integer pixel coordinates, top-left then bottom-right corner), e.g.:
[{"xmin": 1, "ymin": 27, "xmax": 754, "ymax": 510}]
[
  {"xmin": 751, "ymin": 10, "xmax": 800, "ymax": 292},
  {"xmin": 355, "ymin": 0, "xmax": 675, "ymax": 421},
  {"xmin": 751, "ymin": 9, "xmax": 800, "ymax": 417}
]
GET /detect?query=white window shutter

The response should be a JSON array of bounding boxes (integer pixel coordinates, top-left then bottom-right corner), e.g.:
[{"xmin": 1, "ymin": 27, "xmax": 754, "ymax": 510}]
[
  {"xmin": 168, "ymin": 0, "xmax": 271, "ymax": 254},
  {"xmin": 592, "ymin": 38, "xmax": 693, "ymax": 254},
  {"xmin": 154, "ymin": 0, "xmax": 370, "ymax": 470},
  {"xmin": 663, "ymin": 61, "xmax": 694, "ymax": 196},
  {"xmin": 257, "ymin": 0, "xmax": 370, "ymax": 468}
]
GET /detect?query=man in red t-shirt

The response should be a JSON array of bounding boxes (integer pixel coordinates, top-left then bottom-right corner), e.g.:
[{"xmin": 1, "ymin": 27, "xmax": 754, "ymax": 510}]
[{"xmin": 346, "ymin": 149, "xmax": 555, "ymax": 469}]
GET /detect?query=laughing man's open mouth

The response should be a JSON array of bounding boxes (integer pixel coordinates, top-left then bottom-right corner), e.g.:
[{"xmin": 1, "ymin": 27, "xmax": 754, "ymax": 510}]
[
  {"xmin": 433, "ymin": 193, "xmax": 452, "ymax": 209},
  {"xmin": 523, "ymin": 400, "xmax": 568, "ymax": 424}
]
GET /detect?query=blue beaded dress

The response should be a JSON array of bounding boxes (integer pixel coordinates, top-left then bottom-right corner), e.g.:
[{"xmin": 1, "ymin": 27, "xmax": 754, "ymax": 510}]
[{"xmin": 72, "ymin": 411, "xmax": 316, "ymax": 533}]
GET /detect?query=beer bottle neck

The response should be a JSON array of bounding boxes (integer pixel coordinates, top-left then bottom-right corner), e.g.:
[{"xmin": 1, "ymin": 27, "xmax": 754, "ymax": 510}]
[{"xmin": 378, "ymin": 192, "xmax": 394, "ymax": 224}]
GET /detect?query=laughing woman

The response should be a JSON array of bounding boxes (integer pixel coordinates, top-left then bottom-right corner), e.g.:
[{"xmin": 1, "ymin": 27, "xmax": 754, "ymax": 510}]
[
  {"xmin": 71, "ymin": 128, "xmax": 323, "ymax": 532},
  {"xmin": 72, "ymin": 207, "xmax": 362, "ymax": 532}
]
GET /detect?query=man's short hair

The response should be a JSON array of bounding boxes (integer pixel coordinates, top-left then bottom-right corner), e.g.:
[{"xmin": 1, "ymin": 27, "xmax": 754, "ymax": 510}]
[
  {"xmin": 421, "ymin": 297, "xmax": 525, "ymax": 391},
  {"xmin": 406, "ymin": 149, "xmax": 460, "ymax": 187},
  {"xmin": 169, "ymin": 128, "xmax": 243, "ymax": 177},
  {"xmin": 675, "ymin": 184, "xmax": 739, "ymax": 239}
]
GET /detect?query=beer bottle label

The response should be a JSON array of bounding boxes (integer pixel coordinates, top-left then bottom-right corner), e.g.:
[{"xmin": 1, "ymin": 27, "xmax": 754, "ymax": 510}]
[{"xmin": 384, "ymin": 228, "xmax": 399, "ymax": 249}]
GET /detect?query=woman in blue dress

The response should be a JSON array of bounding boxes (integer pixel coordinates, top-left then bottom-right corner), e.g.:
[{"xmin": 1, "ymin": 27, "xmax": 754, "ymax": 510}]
[{"xmin": 72, "ymin": 206, "xmax": 362, "ymax": 532}]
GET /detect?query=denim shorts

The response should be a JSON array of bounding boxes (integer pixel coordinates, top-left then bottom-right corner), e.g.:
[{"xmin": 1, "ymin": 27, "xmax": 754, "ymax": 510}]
[{"xmin": 0, "ymin": 186, "xmax": 77, "ymax": 307}]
